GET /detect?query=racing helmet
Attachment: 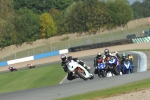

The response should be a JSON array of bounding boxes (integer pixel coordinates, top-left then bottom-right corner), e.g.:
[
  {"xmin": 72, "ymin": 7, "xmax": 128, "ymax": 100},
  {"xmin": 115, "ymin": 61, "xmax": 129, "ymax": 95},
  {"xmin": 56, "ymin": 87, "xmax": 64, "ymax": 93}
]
[
  {"xmin": 61, "ymin": 54, "xmax": 67, "ymax": 62},
  {"xmin": 128, "ymin": 53, "xmax": 131, "ymax": 56},
  {"xmin": 104, "ymin": 49, "xmax": 109, "ymax": 55},
  {"xmin": 97, "ymin": 52, "xmax": 102, "ymax": 59},
  {"xmin": 122, "ymin": 53, "xmax": 127, "ymax": 57}
]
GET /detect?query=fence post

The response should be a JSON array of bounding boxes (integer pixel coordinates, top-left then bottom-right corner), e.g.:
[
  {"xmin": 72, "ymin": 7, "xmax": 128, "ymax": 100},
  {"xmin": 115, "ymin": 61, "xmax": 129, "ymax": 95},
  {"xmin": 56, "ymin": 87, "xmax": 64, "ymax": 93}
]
[{"xmin": 15, "ymin": 53, "xmax": 17, "ymax": 59}]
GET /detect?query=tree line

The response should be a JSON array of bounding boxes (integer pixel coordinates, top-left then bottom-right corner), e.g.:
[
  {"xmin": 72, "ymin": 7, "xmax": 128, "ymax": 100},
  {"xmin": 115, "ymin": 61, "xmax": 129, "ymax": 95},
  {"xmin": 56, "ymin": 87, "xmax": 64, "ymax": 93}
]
[{"xmin": 0, "ymin": 0, "xmax": 149, "ymax": 49}]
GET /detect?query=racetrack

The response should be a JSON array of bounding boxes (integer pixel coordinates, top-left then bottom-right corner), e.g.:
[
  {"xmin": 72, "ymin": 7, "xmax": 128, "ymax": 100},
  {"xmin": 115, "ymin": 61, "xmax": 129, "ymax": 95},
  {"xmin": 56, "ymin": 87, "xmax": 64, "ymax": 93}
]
[
  {"xmin": 0, "ymin": 52, "xmax": 150, "ymax": 100},
  {"xmin": 0, "ymin": 42, "xmax": 150, "ymax": 72}
]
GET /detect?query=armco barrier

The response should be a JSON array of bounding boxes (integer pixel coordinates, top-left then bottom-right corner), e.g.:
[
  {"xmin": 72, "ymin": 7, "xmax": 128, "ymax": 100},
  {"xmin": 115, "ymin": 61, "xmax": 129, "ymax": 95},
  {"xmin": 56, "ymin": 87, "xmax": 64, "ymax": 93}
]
[
  {"xmin": 0, "ymin": 49, "xmax": 69, "ymax": 67},
  {"xmin": 34, "ymin": 51, "xmax": 59, "ymax": 60},
  {"xmin": 0, "ymin": 61, "xmax": 8, "ymax": 67},
  {"xmin": 68, "ymin": 39, "xmax": 132, "ymax": 52},
  {"xmin": 7, "ymin": 56, "xmax": 34, "ymax": 65}
]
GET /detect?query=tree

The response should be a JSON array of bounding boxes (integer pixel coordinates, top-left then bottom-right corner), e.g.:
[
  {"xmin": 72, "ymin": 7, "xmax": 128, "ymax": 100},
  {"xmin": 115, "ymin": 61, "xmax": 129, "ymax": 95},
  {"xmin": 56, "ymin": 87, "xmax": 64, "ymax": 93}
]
[
  {"xmin": 131, "ymin": 1, "xmax": 144, "ymax": 19},
  {"xmin": 131, "ymin": 0, "xmax": 150, "ymax": 19},
  {"xmin": 0, "ymin": 0, "xmax": 16, "ymax": 48},
  {"xmin": 84, "ymin": 0, "xmax": 107, "ymax": 34},
  {"xmin": 105, "ymin": 0, "xmax": 133, "ymax": 29},
  {"xmin": 66, "ymin": 0, "xmax": 107, "ymax": 34},
  {"xmin": 50, "ymin": 8, "xmax": 66, "ymax": 35},
  {"xmin": 14, "ymin": 7, "xmax": 40, "ymax": 45},
  {"xmin": 13, "ymin": 0, "xmax": 74, "ymax": 14},
  {"xmin": 40, "ymin": 13, "xmax": 57, "ymax": 38}
]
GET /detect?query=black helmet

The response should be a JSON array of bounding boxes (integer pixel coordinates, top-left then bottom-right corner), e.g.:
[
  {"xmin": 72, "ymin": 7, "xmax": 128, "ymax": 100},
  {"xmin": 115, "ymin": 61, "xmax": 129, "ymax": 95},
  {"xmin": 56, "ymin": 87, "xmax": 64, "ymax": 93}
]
[
  {"xmin": 61, "ymin": 54, "xmax": 67, "ymax": 62},
  {"xmin": 104, "ymin": 49, "xmax": 109, "ymax": 55},
  {"xmin": 97, "ymin": 52, "xmax": 102, "ymax": 59},
  {"xmin": 128, "ymin": 53, "xmax": 131, "ymax": 56}
]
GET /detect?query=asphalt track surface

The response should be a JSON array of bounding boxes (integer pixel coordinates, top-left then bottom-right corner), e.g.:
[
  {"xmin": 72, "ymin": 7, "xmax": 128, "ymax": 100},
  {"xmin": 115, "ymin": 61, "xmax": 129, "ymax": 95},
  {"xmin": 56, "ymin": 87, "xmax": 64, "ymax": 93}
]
[{"xmin": 0, "ymin": 52, "xmax": 150, "ymax": 100}]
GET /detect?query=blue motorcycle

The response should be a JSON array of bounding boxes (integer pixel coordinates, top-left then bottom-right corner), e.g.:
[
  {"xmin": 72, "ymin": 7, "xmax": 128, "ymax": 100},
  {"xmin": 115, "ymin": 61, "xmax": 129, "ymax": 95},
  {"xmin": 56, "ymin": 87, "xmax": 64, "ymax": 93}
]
[
  {"xmin": 107, "ymin": 57, "xmax": 120, "ymax": 75},
  {"xmin": 122, "ymin": 58, "xmax": 133, "ymax": 74},
  {"xmin": 97, "ymin": 62, "xmax": 107, "ymax": 78}
]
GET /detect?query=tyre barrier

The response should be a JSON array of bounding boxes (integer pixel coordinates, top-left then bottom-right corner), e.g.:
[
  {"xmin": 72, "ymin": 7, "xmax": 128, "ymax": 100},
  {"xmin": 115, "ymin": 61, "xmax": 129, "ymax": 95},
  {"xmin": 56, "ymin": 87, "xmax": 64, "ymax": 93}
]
[{"xmin": 68, "ymin": 39, "xmax": 132, "ymax": 52}]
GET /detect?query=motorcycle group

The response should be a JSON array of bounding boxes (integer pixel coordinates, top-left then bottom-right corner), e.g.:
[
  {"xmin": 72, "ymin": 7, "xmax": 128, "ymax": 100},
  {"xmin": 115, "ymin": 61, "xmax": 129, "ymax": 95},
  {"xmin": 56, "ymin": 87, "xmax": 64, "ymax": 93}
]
[
  {"xmin": 60, "ymin": 49, "xmax": 134, "ymax": 81},
  {"xmin": 7, "ymin": 49, "xmax": 134, "ymax": 81},
  {"xmin": 8, "ymin": 63, "xmax": 35, "ymax": 72}
]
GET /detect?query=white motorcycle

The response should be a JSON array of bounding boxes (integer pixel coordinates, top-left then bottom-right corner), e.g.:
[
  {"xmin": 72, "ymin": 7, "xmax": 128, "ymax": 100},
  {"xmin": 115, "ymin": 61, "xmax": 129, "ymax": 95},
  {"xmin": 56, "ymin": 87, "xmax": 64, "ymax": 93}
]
[{"xmin": 66, "ymin": 60, "xmax": 94, "ymax": 80}]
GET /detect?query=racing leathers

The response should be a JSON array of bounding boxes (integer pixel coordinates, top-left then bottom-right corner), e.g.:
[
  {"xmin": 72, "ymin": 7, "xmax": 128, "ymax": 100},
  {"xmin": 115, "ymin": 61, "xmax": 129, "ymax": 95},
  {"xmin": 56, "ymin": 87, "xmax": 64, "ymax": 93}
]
[
  {"xmin": 128, "ymin": 55, "xmax": 134, "ymax": 64},
  {"xmin": 61, "ymin": 56, "xmax": 90, "ymax": 80},
  {"xmin": 8, "ymin": 66, "xmax": 15, "ymax": 71},
  {"xmin": 103, "ymin": 52, "xmax": 121, "ymax": 72},
  {"xmin": 94, "ymin": 56, "xmax": 104, "ymax": 74}
]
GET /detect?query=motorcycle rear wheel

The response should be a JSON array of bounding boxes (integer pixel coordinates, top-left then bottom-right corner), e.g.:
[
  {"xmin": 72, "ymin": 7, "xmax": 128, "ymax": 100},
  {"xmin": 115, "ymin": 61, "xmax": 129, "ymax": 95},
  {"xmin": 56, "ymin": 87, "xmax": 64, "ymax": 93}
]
[
  {"xmin": 75, "ymin": 70, "xmax": 88, "ymax": 80},
  {"xmin": 102, "ymin": 71, "xmax": 107, "ymax": 77},
  {"xmin": 113, "ymin": 67, "xmax": 120, "ymax": 75}
]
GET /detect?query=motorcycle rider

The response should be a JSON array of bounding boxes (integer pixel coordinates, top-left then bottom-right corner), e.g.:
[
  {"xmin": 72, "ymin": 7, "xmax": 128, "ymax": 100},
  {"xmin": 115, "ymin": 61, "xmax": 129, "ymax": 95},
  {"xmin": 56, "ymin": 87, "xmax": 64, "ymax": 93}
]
[
  {"xmin": 103, "ymin": 49, "xmax": 120, "ymax": 62},
  {"xmin": 103, "ymin": 49, "xmax": 121, "ymax": 74},
  {"xmin": 27, "ymin": 63, "xmax": 35, "ymax": 68},
  {"xmin": 61, "ymin": 54, "xmax": 91, "ymax": 80},
  {"xmin": 128, "ymin": 53, "xmax": 134, "ymax": 64},
  {"xmin": 8, "ymin": 65, "xmax": 15, "ymax": 71},
  {"xmin": 120, "ymin": 53, "xmax": 128, "ymax": 71},
  {"xmin": 121, "ymin": 53, "xmax": 128, "ymax": 64},
  {"xmin": 103, "ymin": 49, "xmax": 111, "ymax": 62},
  {"xmin": 112, "ymin": 51, "xmax": 121, "ymax": 59},
  {"xmin": 94, "ymin": 52, "xmax": 103, "ymax": 74}
]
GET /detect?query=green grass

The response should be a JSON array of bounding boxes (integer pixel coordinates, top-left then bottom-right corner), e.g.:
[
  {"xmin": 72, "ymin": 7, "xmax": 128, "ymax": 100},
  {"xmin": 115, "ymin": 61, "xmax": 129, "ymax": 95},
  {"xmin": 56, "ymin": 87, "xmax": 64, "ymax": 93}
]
[
  {"xmin": 0, "ymin": 64, "xmax": 66, "ymax": 94},
  {"xmin": 58, "ymin": 78, "xmax": 150, "ymax": 100}
]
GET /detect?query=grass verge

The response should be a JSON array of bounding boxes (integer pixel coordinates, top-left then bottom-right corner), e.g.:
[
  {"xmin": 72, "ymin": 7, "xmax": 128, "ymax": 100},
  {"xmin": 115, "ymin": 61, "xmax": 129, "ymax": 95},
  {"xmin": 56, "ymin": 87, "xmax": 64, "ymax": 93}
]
[
  {"xmin": 0, "ymin": 64, "xmax": 66, "ymax": 94},
  {"xmin": 58, "ymin": 78, "xmax": 150, "ymax": 100}
]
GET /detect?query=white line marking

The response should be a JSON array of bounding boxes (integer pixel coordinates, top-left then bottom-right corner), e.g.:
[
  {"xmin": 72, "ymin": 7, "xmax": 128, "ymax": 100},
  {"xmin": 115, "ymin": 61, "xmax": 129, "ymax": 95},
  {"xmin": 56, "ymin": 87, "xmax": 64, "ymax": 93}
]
[{"xmin": 59, "ymin": 75, "xmax": 67, "ymax": 84}]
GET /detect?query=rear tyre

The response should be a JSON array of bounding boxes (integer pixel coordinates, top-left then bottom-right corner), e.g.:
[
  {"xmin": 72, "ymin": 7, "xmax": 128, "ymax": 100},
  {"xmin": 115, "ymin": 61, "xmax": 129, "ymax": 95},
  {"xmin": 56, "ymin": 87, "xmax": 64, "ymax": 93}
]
[
  {"xmin": 75, "ymin": 70, "xmax": 88, "ymax": 80},
  {"xmin": 97, "ymin": 70, "xmax": 101, "ymax": 78},
  {"xmin": 102, "ymin": 71, "xmax": 106, "ymax": 77},
  {"xmin": 113, "ymin": 67, "xmax": 120, "ymax": 75}
]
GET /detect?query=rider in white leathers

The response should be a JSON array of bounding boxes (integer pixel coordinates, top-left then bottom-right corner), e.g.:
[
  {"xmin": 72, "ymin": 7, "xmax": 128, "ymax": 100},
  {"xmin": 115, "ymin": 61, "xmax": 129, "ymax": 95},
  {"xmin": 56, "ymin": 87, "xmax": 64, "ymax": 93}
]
[{"xmin": 60, "ymin": 54, "xmax": 91, "ymax": 80}]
